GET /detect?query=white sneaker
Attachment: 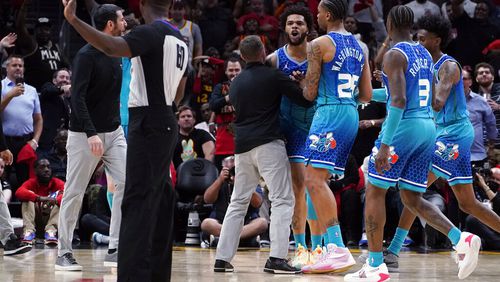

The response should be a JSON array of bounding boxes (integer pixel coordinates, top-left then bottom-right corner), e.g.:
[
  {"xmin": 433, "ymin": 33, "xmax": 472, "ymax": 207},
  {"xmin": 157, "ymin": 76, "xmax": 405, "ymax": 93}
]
[
  {"xmin": 344, "ymin": 263, "xmax": 390, "ymax": 282},
  {"xmin": 455, "ymin": 232, "xmax": 481, "ymax": 279}
]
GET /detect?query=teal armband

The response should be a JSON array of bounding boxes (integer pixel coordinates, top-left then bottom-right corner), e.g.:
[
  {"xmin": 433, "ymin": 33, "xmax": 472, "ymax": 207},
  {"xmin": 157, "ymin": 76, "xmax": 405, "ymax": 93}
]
[
  {"xmin": 381, "ymin": 106, "xmax": 404, "ymax": 145},
  {"xmin": 371, "ymin": 88, "xmax": 388, "ymax": 103}
]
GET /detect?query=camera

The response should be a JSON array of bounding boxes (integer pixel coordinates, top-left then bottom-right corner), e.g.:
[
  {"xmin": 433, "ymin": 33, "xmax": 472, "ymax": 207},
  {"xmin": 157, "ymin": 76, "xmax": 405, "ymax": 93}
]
[{"xmin": 229, "ymin": 167, "xmax": 235, "ymax": 177}]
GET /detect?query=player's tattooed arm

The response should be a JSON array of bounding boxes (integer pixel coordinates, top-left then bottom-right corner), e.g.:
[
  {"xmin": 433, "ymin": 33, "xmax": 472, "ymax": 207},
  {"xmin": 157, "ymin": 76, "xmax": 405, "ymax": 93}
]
[
  {"xmin": 303, "ymin": 40, "xmax": 322, "ymax": 101},
  {"xmin": 432, "ymin": 61, "xmax": 460, "ymax": 112}
]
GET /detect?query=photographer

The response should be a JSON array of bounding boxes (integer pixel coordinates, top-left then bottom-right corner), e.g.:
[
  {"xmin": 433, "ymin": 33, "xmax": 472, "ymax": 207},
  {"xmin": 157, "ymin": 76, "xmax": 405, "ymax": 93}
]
[
  {"xmin": 201, "ymin": 156, "xmax": 268, "ymax": 247},
  {"xmin": 466, "ymin": 170, "xmax": 500, "ymax": 250}
]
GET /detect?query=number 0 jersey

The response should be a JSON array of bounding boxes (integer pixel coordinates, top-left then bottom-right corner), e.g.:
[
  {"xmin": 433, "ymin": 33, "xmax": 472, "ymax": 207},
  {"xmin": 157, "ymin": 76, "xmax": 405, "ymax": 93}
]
[
  {"xmin": 317, "ymin": 32, "xmax": 365, "ymax": 107},
  {"xmin": 432, "ymin": 54, "xmax": 469, "ymax": 125}
]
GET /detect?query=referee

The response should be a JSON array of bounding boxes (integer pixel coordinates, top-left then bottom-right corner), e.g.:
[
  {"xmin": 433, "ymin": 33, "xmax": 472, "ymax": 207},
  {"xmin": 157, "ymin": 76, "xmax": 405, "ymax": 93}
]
[{"xmin": 61, "ymin": 0, "xmax": 188, "ymax": 281}]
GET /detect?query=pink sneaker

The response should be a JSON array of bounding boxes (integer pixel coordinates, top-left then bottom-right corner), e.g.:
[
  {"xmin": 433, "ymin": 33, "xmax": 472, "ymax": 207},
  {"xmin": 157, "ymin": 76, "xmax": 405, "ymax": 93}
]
[{"xmin": 302, "ymin": 244, "xmax": 355, "ymax": 274}]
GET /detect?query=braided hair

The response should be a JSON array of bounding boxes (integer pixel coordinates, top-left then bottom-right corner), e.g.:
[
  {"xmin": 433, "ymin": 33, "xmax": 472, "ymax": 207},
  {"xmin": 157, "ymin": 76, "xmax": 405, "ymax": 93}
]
[
  {"xmin": 320, "ymin": 0, "xmax": 348, "ymax": 21},
  {"xmin": 388, "ymin": 5, "xmax": 414, "ymax": 31}
]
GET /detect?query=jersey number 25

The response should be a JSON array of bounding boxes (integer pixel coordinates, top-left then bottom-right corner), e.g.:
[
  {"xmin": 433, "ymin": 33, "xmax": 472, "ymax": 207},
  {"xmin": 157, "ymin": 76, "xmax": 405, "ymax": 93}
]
[{"xmin": 338, "ymin": 73, "xmax": 360, "ymax": 98}]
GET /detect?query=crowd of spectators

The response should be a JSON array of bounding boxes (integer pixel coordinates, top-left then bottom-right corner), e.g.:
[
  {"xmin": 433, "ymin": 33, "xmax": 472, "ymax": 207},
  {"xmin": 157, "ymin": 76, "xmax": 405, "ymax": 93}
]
[{"xmin": 0, "ymin": 0, "xmax": 499, "ymax": 249}]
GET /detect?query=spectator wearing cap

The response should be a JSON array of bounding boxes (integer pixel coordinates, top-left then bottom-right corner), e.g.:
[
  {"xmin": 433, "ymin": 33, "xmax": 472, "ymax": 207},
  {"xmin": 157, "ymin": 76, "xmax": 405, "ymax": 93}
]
[
  {"xmin": 190, "ymin": 56, "xmax": 224, "ymax": 121},
  {"xmin": 237, "ymin": 0, "xmax": 279, "ymax": 45},
  {"xmin": 15, "ymin": 4, "xmax": 69, "ymax": 91},
  {"xmin": 170, "ymin": 0, "xmax": 203, "ymax": 65},
  {"xmin": 209, "ymin": 55, "xmax": 244, "ymax": 170}
]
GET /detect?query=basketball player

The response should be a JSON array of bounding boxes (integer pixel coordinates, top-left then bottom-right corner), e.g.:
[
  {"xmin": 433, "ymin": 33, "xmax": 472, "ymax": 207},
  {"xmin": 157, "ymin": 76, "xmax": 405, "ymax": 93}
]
[
  {"xmin": 296, "ymin": 0, "xmax": 372, "ymax": 274},
  {"xmin": 376, "ymin": 14, "xmax": 500, "ymax": 274},
  {"xmin": 61, "ymin": 0, "xmax": 188, "ymax": 280},
  {"xmin": 345, "ymin": 6, "xmax": 481, "ymax": 281},
  {"xmin": 266, "ymin": 5, "xmax": 325, "ymax": 268}
]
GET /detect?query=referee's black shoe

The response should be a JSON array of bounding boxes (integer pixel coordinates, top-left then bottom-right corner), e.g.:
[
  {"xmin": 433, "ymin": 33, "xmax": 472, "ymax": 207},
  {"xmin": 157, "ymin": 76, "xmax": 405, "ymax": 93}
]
[
  {"xmin": 264, "ymin": 257, "xmax": 302, "ymax": 274},
  {"xmin": 214, "ymin": 259, "xmax": 234, "ymax": 272}
]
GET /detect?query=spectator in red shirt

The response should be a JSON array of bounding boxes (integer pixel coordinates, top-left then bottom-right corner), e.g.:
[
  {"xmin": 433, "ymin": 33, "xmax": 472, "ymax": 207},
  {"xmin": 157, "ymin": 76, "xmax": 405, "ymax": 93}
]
[
  {"xmin": 237, "ymin": 0, "xmax": 280, "ymax": 45},
  {"xmin": 15, "ymin": 158, "xmax": 64, "ymax": 245},
  {"xmin": 209, "ymin": 55, "xmax": 244, "ymax": 170}
]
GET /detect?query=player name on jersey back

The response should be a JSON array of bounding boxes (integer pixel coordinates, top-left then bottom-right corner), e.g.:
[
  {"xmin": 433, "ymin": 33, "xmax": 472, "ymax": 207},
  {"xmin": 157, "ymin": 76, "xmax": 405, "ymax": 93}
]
[{"xmin": 332, "ymin": 47, "xmax": 364, "ymax": 71}]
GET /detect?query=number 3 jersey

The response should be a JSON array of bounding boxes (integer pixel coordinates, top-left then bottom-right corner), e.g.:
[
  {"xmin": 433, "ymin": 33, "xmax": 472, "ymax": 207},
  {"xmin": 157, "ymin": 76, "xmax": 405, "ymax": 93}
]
[
  {"xmin": 382, "ymin": 42, "xmax": 434, "ymax": 119},
  {"xmin": 317, "ymin": 32, "xmax": 364, "ymax": 107}
]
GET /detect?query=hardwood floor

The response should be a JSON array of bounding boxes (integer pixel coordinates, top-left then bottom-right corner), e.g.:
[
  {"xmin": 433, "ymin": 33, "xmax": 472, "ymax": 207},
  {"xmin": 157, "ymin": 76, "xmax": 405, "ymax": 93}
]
[{"xmin": 1, "ymin": 245, "xmax": 498, "ymax": 281}]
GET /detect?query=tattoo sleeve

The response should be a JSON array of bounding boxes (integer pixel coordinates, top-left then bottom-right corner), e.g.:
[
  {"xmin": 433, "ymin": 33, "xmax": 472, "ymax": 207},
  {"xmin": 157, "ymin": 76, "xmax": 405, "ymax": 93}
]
[{"xmin": 304, "ymin": 41, "xmax": 322, "ymax": 101}]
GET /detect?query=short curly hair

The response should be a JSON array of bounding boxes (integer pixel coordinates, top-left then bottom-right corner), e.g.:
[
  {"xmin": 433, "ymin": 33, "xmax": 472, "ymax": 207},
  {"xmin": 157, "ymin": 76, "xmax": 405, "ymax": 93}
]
[
  {"xmin": 417, "ymin": 14, "xmax": 452, "ymax": 50},
  {"xmin": 279, "ymin": 5, "xmax": 314, "ymax": 32}
]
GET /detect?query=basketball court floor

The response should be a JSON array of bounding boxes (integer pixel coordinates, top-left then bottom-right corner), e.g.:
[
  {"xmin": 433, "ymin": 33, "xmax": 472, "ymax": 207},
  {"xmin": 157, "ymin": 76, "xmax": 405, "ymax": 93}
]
[{"xmin": 1, "ymin": 245, "xmax": 498, "ymax": 281}]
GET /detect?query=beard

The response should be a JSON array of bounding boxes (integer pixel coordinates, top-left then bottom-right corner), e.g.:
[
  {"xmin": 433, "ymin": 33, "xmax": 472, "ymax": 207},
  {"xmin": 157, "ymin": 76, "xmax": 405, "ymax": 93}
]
[{"xmin": 287, "ymin": 33, "xmax": 307, "ymax": 46}]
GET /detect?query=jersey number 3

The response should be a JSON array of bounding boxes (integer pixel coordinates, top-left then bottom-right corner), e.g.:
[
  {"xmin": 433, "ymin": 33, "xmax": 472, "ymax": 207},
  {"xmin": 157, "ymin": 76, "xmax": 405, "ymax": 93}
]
[
  {"xmin": 418, "ymin": 79, "xmax": 430, "ymax": 107},
  {"xmin": 176, "ymin": 44, "xmax": 185, "ymax": 70},
  {"xmin": 338, "ymin": 73, "xmax": 359, "ymax": 98}
]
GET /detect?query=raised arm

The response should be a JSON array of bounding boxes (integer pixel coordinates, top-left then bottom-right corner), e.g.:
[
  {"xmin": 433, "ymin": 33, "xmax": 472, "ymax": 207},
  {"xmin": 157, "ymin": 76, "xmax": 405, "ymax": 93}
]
[
  {"xmin": 62, "ymin": 0, "xmax": 132, "ymax": 57},
  {"xmin": 15, "ymin": 2, "xmax": 36, "ymax": 56},
  {"xmin": 432, "ymin": 61, "xmax": 460, "ymax": 112}
]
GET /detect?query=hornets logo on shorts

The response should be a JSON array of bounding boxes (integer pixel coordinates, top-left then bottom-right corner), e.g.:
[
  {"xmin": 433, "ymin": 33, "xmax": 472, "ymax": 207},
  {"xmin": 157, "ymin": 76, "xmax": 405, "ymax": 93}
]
[
  {"xmin": 309, "ymin": 132, "xmax": 337, "ymax": 153},
  {"xmin": 434, "ymin": 141, "xmax": 459, "ymax": 161},
  {"xmin": 370, "ymin": 146, "xmax": 399, "ymax": 165}
]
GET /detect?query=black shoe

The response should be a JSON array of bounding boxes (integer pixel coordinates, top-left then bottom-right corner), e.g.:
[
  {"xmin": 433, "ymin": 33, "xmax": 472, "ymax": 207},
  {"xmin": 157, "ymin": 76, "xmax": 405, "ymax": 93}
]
[
  {"xmin": 3, "ymin": 234, "xmax": 32, "ymax": 256},
  {"xmin": 214, "ymin": 259, "xmax": 234, "ymax": 272},
  {"xmin": 264, "ymin": 257, "xmax": 301, "ymax": 274}
]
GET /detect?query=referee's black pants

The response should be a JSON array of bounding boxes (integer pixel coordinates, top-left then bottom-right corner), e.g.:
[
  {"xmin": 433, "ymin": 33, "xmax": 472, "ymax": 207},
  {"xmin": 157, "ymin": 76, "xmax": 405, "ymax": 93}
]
[{"xmin": 118, "ymin": 106, "xmax": 177, "ymax": 282}]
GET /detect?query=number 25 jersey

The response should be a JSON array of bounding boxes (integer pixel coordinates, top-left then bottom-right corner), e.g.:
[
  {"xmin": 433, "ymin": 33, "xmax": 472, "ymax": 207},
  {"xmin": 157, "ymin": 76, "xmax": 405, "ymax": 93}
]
[{"xmin": 317, "ymin": 32, "xmax": 364, "ymax": 107}]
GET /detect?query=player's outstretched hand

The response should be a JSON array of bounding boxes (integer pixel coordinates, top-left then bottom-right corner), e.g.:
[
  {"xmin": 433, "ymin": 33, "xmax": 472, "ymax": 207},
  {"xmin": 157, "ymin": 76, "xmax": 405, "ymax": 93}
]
[
  {"xmin": 374, "ymin": 144, "xmax": 391, "ymax": 174},
  {"xmin": 62, "ymin": 0, "xmax": 77, "ymax": 22}
]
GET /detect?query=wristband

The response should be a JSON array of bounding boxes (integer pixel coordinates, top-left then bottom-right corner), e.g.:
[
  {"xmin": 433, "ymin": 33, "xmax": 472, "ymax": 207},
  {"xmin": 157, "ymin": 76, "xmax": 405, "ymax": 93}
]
[
  {"xmin": 371, "ymin": 88, "xmax": 388, "ymax": 103},
  {"xmin": 381, "ymin": 106, "xmax": 404, "ymax": 145}
]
